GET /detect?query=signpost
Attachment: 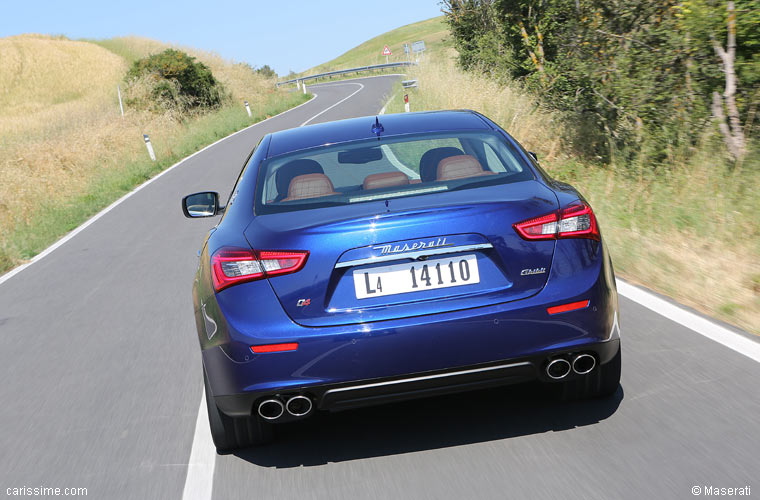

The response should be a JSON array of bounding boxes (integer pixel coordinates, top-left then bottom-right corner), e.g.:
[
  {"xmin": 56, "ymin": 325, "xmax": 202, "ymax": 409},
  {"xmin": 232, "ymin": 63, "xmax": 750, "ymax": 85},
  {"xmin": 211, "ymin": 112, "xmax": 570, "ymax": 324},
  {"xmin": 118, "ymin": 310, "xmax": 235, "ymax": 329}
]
[
  {"xmin": 412, "ymin": 40, "xmax": 426, "ymax": 62},
  {"xmin": 382, "ymin": 44, "xmax": 392, "ymax": 64},
  {"xmin": 403, "ymin": 43, "xmax": 410, "ymax": 62}
]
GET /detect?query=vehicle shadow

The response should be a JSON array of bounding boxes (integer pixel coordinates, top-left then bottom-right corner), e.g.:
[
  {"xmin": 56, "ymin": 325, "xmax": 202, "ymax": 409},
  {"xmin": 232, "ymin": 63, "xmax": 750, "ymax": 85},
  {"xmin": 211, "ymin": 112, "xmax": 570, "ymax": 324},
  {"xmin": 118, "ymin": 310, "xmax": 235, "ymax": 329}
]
[{"xmin": 231, "ymin": 382, "xmax": 624, "ymax": 468}]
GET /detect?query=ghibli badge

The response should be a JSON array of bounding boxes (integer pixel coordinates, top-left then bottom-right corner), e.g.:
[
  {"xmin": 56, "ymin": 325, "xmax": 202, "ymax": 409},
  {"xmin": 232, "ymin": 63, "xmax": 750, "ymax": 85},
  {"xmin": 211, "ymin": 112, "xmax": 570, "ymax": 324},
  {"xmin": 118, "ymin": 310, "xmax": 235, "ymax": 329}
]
[{"xmin": 520, "ymin": 267, "xmax": 546, "ymax": 276}]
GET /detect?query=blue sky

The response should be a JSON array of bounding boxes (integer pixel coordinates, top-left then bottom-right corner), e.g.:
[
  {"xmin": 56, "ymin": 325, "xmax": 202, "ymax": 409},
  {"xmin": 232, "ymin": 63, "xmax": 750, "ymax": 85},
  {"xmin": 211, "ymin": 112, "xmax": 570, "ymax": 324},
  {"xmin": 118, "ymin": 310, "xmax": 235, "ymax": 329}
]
[{"xmin": 0, "ymin": 1, "xmax": 443, "ymax": 74}]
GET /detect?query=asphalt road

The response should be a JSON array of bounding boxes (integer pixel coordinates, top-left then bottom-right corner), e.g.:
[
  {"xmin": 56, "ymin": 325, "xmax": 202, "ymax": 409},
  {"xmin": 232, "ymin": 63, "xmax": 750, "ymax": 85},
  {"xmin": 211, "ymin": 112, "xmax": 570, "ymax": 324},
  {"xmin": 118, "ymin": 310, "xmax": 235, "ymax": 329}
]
[{"xmin": 1, "ymin": 74, "xmax": 758, "ymax": 500}]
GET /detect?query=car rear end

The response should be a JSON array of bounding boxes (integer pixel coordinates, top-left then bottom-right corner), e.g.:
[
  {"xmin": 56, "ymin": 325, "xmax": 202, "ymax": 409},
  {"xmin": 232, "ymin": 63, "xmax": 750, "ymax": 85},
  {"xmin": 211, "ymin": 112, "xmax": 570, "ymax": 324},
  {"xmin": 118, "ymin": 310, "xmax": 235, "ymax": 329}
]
[{"xmin": 193, "ymin": 112, "xmax": 620, "ymax": 440}]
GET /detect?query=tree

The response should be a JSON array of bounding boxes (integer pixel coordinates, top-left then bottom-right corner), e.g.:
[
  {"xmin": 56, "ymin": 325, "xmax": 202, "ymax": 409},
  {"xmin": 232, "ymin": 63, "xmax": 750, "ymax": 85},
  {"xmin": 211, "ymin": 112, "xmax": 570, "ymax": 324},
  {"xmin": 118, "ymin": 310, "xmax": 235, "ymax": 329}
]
[{"xmin": 711, "ymin": 1, "xmax": 747, "ymax": 160}]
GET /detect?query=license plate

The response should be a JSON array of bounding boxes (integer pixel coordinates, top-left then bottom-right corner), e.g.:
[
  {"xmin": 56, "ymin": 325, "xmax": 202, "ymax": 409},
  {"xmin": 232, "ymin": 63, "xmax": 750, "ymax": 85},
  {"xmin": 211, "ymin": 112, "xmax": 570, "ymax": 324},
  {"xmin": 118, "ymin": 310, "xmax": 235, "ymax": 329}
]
[{"xmin": 353, "ymin": 255, "xmax": 480, "ymax": 299}]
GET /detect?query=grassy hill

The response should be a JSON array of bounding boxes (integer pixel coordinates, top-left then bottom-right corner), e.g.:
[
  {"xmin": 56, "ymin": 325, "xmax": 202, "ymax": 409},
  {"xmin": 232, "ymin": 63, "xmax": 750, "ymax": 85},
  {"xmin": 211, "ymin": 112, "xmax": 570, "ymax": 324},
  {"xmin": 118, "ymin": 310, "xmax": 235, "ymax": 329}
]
[
  {"xmin": 0, "ymin": 35, "xmax": 126, "ymax": 143},
  {"xmin": 304, "ymin": 16, "xmax": 448, "ymax": 74},
  {"xmin": 0, "ymin": 34, "xmax": 306, "ymax": 273}
]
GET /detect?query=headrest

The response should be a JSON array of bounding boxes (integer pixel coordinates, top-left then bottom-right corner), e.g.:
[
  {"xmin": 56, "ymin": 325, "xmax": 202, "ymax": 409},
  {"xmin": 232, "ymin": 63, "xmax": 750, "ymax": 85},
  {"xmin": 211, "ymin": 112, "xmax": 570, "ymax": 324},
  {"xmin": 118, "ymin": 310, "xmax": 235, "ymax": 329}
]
[
  {"xmin": 275, "ymin": 159, "xmax": 324, "ymax": 197},
  {"xmin": 363, "ymin": 172, "xmax": 410, "ymax": 190},
  {"xmin": 419, "ymin": 147, "xmax": 464, "ymax": 182},
  {"xmin": 283, "ymin": 174, "xmax": 338, "ymax": 201},
  {"xmin": 436, "ymin": 155, "xmax": 496, "ymax": 181}
]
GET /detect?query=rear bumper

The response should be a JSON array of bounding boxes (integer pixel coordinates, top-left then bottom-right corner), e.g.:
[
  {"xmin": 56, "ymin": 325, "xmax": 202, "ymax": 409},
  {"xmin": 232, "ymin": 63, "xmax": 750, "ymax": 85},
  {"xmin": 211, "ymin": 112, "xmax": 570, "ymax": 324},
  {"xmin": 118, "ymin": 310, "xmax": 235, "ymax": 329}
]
[
  {"xmin": 213, "ymin": 338, "xmax": 620, "ymax": 417},
  {"xmin": 199, "ymin": 238, "xmax": 620, "ymax": 418}
]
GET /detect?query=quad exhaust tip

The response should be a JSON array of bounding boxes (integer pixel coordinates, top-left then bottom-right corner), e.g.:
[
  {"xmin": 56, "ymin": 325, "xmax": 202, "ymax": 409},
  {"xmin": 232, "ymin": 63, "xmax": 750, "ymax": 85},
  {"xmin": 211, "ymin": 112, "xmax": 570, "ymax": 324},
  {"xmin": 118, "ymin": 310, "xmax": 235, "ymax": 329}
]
[
  {"xmin": 258, "ymin": 399, "xmax": 284, "ymax": 420},
  {"xmin": 546, "ymin": 358, "xmax": 572, "ymax": 380},
  {"xmin": 286, "ymin": 395, "xmax": 313, "ymax": 417},
  {"xmin": 572, "ymin": 354, "xmax": 596, "ymax": 375}
]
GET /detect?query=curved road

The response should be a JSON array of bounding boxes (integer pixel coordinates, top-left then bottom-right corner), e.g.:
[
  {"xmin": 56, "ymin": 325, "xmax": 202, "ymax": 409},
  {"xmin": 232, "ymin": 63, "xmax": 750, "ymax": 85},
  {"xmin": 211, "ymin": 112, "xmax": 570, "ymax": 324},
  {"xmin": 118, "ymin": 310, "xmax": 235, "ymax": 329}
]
[{"xmin": 0, "ymin": 74, "xmax": 758, "ymax": 500}]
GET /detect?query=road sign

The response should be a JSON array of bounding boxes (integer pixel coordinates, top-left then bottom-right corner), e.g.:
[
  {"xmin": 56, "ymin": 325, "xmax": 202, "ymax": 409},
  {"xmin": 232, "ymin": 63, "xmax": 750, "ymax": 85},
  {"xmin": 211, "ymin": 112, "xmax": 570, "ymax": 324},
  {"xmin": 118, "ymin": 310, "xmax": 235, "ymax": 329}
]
[
  {"xmin": 382, "ymin": 45, "xmax": 392, "ymax": 56},
  {"xmin": 412, "ymin": 40, "xmax": 426, "ymax": 53},
  {"xmin": 403, "ymin": 43, "xmax": 410, "ymax": 55}
]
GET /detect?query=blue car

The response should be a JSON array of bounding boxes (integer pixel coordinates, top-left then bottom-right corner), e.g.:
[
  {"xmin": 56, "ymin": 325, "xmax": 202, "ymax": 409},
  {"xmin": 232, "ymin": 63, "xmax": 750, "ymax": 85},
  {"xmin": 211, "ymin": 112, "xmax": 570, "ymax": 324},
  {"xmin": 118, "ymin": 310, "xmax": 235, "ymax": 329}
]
[{"xmin": 183, "ymin": 110, "xmax": 621, "ymax": 451}]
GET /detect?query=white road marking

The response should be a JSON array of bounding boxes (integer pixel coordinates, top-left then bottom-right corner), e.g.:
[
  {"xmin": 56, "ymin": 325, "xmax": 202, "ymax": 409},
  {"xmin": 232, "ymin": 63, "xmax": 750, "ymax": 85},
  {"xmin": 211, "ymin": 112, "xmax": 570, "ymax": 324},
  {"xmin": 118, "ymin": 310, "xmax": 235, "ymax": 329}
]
[
  {"xmin": 300, "ymin": 83, "xmax": 364, "ymax": 127},
  {"xmin": 381, "ymin": 145, "xmax": 419, "ymax": 179},
  {"xmin": 181, "ymin": 386, "xmax": 215, "ymax": 500},
  {"xmin": 617, "ymin": 279, "xmax": 760, "ymax": 362},
  {"xmin": 379, "ymin": 92, "xmax": 397, "ymax": 115}
]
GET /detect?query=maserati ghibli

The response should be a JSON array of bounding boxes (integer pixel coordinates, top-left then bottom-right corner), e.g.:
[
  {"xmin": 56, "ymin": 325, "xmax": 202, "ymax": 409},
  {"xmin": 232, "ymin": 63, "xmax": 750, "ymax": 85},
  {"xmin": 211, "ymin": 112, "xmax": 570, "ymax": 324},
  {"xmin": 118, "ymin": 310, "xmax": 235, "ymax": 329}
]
[{"xmin": 183, "ymin": 110, "xmax": 621, "ymax": 451}]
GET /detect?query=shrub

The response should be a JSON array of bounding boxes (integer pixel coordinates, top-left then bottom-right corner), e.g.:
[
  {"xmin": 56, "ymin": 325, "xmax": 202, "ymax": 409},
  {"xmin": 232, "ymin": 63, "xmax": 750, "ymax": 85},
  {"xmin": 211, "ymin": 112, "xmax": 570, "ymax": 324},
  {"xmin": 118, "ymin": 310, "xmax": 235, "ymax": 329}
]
[{"xmin": 125, "ymin": 49, "xmax": 227, "ymax": 114}]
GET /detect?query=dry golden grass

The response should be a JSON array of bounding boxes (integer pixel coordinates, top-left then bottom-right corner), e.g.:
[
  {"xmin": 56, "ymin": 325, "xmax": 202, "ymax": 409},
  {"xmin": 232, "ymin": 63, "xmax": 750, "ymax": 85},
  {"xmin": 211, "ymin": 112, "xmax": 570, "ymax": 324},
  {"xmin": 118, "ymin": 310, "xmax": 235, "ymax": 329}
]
[
  {"xmin": 389, "ymin": 55, "xmax": 760, "ymax": 334},
  {"xmin": 0, "ymin": 34, "xmax": 296, "ymax": 269},
  {"xmin": 395, "ymin": 55, "xmax": 565, "ymax": 161},
  {"xmin": 0, "ymin": 35, "xmax": 127, "ymax": 143},
  {"xmin": 0, "ymin": 35, "xmax": 135, "ymax": 231}
]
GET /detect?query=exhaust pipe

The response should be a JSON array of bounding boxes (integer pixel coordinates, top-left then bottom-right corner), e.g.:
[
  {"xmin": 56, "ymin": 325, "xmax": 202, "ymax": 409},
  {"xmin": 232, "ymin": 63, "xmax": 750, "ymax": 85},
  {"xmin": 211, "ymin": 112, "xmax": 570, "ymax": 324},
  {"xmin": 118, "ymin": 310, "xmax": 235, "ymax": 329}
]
[
  {"xmin": 572, "ymin": 354, "xmax": 596, "ymax": 375},
  {"xmin": 546, "ymin": 358, "xmax": 571, "ymax": 380},
  {"xmin": 285, "ymin": 395, "xmax": 313, "ymax": 417},
  {"xmin": 258, "ymin": 398, "xmax": 284, "ymax": 420}
]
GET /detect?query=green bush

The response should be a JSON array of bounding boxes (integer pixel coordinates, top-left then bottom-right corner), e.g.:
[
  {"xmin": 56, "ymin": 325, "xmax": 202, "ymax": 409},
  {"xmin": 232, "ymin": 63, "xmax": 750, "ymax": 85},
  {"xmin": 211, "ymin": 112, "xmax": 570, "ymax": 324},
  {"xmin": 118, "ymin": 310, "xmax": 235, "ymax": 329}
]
[{"xmin": 125, "ymin": 49, "xmax": 227, "ymax": 113}]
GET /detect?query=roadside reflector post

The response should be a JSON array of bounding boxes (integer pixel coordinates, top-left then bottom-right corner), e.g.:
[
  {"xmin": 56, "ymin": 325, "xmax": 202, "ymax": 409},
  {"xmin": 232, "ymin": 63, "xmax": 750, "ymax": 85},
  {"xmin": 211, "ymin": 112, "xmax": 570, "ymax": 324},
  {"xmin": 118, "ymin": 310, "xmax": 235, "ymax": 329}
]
[
  {"xmin": 404, "ymin": 94, "xmax": 410, "ymax": 113},
  {"xmin": 117, "ymin": 84, "xmax": 124, "ymax": 117},
  {"xmin": 143, "ymin": 134, "xmax": 156, "ymax": 161},
  {"xmin": 302, "ymin": 81, "xmax": 307, "ymax": 94},
  {"xmin": 297, "ymin": 80, "xmax": 301, "ymax": 90},
  {"xmin": 244, "ymin": 100, "xmax": 252, "ymax": 117}
]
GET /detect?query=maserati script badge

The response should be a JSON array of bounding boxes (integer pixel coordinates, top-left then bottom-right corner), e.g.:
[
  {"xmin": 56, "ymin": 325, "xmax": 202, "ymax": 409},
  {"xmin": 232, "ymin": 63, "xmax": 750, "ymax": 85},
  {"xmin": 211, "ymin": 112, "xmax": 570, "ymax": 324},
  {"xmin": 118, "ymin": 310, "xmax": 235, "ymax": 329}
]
[{"xmin": 373, "ymin": 237, "xmax": 451, "ymax": 255}]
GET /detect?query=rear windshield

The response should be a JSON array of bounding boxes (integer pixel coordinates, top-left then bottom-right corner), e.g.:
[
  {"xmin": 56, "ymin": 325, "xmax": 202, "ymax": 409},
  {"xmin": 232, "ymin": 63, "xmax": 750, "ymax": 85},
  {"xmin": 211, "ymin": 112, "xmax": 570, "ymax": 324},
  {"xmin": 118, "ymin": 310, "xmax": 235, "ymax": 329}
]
[{"xmin": 254, "ymin": 131, "xmax": 534, "ymax": 214}]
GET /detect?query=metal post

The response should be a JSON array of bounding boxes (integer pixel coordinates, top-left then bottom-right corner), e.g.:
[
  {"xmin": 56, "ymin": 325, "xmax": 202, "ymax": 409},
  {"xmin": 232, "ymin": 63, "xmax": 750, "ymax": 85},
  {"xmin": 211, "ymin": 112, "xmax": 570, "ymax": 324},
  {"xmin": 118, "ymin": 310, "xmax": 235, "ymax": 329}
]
[
  {"xmin": 244, "ymin": 101, "xmax": 252, "ymax": 117},
  {"xmin": 143, "ymin": 134, "xmax": 156, "ymax": 161},
  {"xmin": 117, "ymin": 85, "xmax": 124, "ymax": 117}
]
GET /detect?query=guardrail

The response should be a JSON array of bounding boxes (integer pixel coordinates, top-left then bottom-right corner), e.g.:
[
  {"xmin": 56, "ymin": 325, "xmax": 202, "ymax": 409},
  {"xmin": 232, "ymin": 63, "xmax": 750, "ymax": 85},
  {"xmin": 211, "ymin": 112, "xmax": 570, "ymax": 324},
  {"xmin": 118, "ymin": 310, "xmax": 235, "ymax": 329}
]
[{"xmin": 276, "ymin": 62, "xmax": 416, "ymax": 87}]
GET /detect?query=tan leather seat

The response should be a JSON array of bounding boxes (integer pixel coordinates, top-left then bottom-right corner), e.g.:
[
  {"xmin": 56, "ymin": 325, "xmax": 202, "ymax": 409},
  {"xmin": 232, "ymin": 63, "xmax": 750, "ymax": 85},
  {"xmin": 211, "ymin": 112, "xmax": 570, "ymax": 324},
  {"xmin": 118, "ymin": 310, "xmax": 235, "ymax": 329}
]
[
  {"xmin": 362, "ymin": 171, "xmax": 410, "ymax": 190},
  {"xmin": 274, "ymin": 159, "xmax": 323, "ymax": 201},
  {"xmin": 282, "ymin": 174, "xmax": 339, "ymax": 201},
  {"xmin": 436, "ymin": 155, "xmax": 496, "ymax": 181}
]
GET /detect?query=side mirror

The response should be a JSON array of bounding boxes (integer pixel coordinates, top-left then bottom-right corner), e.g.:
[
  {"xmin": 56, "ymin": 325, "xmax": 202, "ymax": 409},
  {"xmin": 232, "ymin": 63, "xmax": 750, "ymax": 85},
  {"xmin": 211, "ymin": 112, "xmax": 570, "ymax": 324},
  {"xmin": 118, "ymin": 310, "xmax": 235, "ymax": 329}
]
[
  {"xmin": 182, "ymin": 191, "xmax": 220, "ymax": 218},
  {"xmin": 528, "ymin": 151, "xmax": 538, "ymax": 161}
]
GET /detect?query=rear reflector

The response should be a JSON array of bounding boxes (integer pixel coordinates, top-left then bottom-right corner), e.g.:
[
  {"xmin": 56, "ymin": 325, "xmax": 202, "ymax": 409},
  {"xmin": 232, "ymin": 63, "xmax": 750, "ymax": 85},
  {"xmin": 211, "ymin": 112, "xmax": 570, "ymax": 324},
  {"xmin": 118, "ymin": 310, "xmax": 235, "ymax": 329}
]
[
  {"xmin": 250, "ymin": 342, "xmax": 299, "ymax": 353},
  {"xmin": 211, "ymin": 247, "xmax": 309, "ymax": 292},
  {"xmin": 547, "ymin": 300, "xmax": 590, "ymax": 315}
]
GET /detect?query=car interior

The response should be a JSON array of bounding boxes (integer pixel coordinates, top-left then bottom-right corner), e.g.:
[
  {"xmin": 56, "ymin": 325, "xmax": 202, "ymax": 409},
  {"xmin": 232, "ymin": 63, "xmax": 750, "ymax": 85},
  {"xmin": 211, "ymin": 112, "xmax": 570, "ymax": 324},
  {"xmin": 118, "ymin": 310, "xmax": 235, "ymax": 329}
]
[{"xmin": 259, "ymin": 132, "xmax": 530, "ymax": 207}]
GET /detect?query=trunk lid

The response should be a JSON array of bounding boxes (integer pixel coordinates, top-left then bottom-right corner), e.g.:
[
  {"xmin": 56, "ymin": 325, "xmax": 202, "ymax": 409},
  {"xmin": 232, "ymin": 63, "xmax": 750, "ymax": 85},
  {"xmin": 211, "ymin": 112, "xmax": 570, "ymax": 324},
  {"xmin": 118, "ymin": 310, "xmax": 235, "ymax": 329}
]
[{"xmin": 244, "ymin": 180, "xmax": 558, "ymax": 327}]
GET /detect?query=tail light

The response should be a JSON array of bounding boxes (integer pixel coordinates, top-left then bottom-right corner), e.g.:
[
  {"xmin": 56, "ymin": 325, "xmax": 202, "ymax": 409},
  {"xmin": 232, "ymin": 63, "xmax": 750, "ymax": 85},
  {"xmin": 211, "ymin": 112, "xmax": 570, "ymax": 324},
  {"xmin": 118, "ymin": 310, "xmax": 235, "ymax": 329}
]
[
  {"xmin": 513, "ymin": 201, "xmax": 599, "ymax": 241},
  {"xmin": 211, "ymin": 247, "xmax": 309, "ymax": 291}
]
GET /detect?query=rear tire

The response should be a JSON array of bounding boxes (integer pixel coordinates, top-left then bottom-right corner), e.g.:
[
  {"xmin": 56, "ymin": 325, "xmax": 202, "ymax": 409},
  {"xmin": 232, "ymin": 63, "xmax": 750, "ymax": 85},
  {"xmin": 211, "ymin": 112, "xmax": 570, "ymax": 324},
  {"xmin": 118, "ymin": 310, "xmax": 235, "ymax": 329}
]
[
  {"xmin": 560, "ymin": 345, "xmax": 621, "ymax": 400},
  {"xmin": 203, "ymin": 366, "xmax": 273, "ymax": 452}
]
